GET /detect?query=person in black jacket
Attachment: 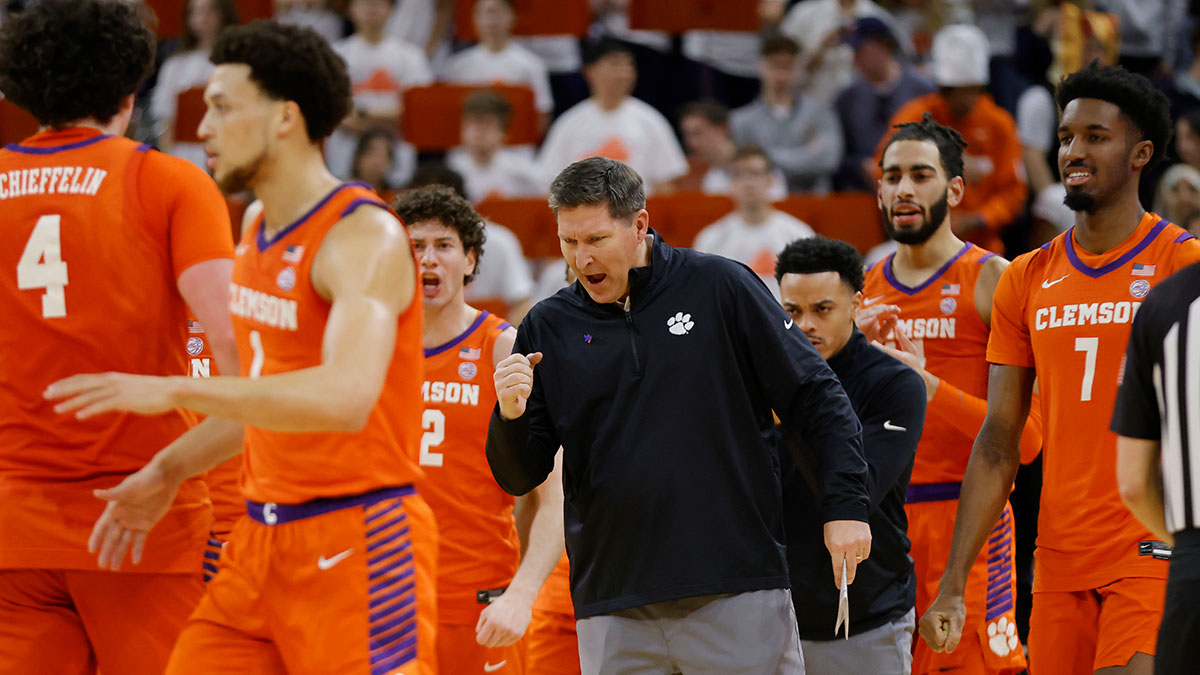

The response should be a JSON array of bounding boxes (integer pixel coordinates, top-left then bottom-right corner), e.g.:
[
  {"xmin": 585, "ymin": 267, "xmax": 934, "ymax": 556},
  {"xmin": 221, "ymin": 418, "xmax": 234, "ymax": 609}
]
[
  {"xmin": 486, "ymin": 157, "xmax": 871, "ymax": 674},
  {"xmin": 776, "ymin": 235, "xmax": 926, "ymax": 675}
]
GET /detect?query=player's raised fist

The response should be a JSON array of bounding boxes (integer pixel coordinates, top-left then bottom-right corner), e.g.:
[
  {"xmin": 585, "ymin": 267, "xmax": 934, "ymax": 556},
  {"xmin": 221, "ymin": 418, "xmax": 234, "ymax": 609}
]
[{"xmin": 495, "ymin": 352, "xmax": 543, "ymax": 420}]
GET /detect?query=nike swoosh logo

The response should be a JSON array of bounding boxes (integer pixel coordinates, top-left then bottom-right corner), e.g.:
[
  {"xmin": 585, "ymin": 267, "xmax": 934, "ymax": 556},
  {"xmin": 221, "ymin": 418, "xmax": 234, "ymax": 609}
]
[
  {"xmin": 883, "ymin": 420, "xmax": 907, "ymax": 432},
  {"xmin": 862, "ymin": 295, "xmax": 884, "ymax": 306},
  {"xmin": 784, "ymin": 318, "xmax": 794, "ymax": 329},
  {"xmin": 1041, "ymin": 275, "xmax": 1068, "ymax": 289},
  {"xmin": 484, "ymin": 661, "xmax": 507, "ymax": 672},
  {"xmin": 317, "ymin": 548, "xmax": 354, "ymax": 570}
]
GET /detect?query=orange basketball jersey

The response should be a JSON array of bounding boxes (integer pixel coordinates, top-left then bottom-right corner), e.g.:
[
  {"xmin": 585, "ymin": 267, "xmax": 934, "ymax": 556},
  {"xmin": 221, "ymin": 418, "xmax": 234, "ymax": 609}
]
[
  {"xmin": 230, "ymin": 182, "xmax": 424, "ymax": 505},
  {"xmin": 864, "ymin": 242, "xmax": 995, "ymax": 484},
  {"xmin": 420, "ymin": 310, "xmax": 520, "ymax": 623},
  {"xmin": 534, "ymin": 552, "xmax": 574, "ymax": 617},
  {"xmin": 0, "ymin": 127, "xmax": 233, "ymax": 572},
  {"xmin": 988, "ymin": 213, "xmax": 1200, "ymax": 592},
  {"xmin": 187, "ymin": 319, "xmax": 242, "ymax": 538}
]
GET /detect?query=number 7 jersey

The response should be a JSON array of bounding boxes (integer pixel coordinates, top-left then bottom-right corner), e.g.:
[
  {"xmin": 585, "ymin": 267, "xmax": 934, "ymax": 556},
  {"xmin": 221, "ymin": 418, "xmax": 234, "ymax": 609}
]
[{"xmin": 987, "ymin": 212, "xmax": 1200, "ymax": 593}]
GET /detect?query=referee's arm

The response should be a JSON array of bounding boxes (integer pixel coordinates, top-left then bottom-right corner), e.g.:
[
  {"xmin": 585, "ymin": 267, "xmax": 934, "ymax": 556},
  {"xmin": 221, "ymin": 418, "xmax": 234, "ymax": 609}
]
[{"xmin": 1112, "ymin": 297, "xmax": 1171, "ymax": 545}]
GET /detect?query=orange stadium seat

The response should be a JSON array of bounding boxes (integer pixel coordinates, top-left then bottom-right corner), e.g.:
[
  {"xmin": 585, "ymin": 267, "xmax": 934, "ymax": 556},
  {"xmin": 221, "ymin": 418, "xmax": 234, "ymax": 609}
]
[
  {"xmin": 645, "ymin": 192, "xmax": 734, "ymax": 248},
  {"xmin": 143, "ymin": 0, "xmax": 183, "ymax": 38},
  {"xmin": 173, "ymin": 87, "xmax": 209, "ymax": 144},
  {"xmin": 474, "ymin": 196, "xmax": 559, "ymax": 259},
  {"xmin": 628, "ymin": 0, "xmax": 759, "ymax": 32},
  {"xmin": 775, "ymin": 193, "xmax": 886, "ymax": 254},
  {"xmin": 455, "ymin": 0, "xmax": 590, "ymax": 41},
  {"xmin": 0, "ymin": 99, "xmax": 38, "ymax": 146},
  {"xmin": 402, "ymin": 84, "xmax": 539, "ymax": 151}
]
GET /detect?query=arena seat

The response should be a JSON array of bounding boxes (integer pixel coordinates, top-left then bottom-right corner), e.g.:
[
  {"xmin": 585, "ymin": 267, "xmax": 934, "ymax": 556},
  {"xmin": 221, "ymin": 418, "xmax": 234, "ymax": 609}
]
[
  {"xmin": 774, "ymin": 192, "xmax": 886, "ymax": 253},
  {"xmin": 474, "ymin": 196, "xmax": 560, "ymax": 259},
  {"xmin": 173, "ymin": 86, "xmax": 208, "ymax": 144},
  {"xmin": 645, "ymin": 192, "xmax": 734, "ymax": 248},
  {"xmin": 455, "ymin": 0, "xmax": 590, "ymax": 41},
  {"xmin": 402, "ymin": 84, "xmax": 539, "ymax": 152},
  {"xmin": 628, "ymin": 0, "xmax": 759, "ymax": 32},
  {"xmin": 0, "ymin": 99, "xmax": 38, "ymax": 145}
]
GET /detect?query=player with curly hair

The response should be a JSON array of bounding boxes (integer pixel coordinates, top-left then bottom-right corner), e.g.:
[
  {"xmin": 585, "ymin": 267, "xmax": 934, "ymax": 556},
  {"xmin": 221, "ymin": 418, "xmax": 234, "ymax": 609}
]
[
  {"xmin": 44, "ymin": 19, "xmax": 436, "ymax": 675},
  {"xmin": 921, "ymin": 62, "xmax": 1200, "ymax": 675},
  {"xmin": 0, "ymin": 1, "xmax": 238, "ymax": 673}
]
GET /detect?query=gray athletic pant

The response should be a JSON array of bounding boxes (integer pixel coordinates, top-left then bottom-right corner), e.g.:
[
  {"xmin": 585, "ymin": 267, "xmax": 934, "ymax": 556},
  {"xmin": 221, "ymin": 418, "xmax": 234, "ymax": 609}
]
[
  {"xmin": 575, "ymin": 588, "xmax": 805, "ymax": 674},
  {"xmin": 799, "ymin": 608, "xmax": 915, "ymax": 675}
]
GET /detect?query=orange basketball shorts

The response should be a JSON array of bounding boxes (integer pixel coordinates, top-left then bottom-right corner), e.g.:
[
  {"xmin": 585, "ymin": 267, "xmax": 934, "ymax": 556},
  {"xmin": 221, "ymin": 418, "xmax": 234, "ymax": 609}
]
[
  {"xmin": 1027, "ymin": 576, "xmax": 1165, "ymax": 673},
  {"xmin": 437, "ymin": 622, "xmax": 525, "ymax": 674},
  {"xmin": 525, "ymin": 608, "xmax": 580, "ymax": 675},
  {"xmin": 907, "ymin": 488, "xmax": 1026, "ymax": 675},
  {"xmin": 166, "ymin": 485, "xmax": 439, "ymax": 675},
  {"xmin": 0, "ymin": 567, "xmax": 203, "ymax": 675}
]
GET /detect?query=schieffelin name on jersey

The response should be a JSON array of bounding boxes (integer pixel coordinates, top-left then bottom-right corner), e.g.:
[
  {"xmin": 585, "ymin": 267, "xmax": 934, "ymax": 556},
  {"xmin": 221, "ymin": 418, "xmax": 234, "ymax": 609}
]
[
  {"xmin": 229, "ymin": 283, "xmax": 299, "ymax": 331},
  {"xmin": 0, "ymin": 166, "xmax": 108, "ymax": 199},
  {"xmin": 1035, "ymin": 301, "xmax": 1141, "ymax": 331}
]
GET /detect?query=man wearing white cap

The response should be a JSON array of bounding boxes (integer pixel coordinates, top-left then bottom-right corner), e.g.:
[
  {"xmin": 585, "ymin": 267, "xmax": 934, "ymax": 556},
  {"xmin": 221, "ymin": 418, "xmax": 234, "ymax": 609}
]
[{"xmin": 878, "ymin": 24, "xmax": 1026, "ymax": 256}]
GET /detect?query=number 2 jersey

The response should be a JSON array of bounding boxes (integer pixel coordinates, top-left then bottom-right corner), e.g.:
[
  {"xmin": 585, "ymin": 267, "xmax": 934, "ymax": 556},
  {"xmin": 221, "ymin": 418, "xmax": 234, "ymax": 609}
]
[
  {"xmin": 0, "ymin": 127, "xmax": 234, "ymax": 571},
  {"xmin": 988, "ymin": 212, "xmax": 1200, "ymax": 592},
  {"xmin": 230, "ymin": 182, "xmax": 424, "ymax": 505},
  {"xmin": 420, "ymin": 310, "xmax": 520, "ymax": 624}
]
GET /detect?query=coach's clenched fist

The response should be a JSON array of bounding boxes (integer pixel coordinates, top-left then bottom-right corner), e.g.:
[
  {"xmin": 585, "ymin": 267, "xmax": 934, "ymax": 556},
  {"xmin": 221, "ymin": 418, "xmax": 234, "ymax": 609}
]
[{"xmin": 494, "ymin": 352, "xmax": 543, "ymax": 420}]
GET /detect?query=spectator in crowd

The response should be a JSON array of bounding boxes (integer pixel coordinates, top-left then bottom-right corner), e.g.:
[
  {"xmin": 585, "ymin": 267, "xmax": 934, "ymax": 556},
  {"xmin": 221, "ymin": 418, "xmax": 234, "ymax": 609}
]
[
  {"xmin": 780, "ymin": 0, "xmax": 908, "ymax": 104},
  {"xmin": 1163, "ymin": 24, "xmax": 1200, "ymax": 120},
  {"xmin": 1155, "ymin": 163, "xmax": 1200, "ymax": 226},
  {"xmin": 1028, "ymin": 181, "xmax": 1074, "ymax": 247},
  {"xmin": 835, "ymin": 16, "xmax": 934, "ymax": 191},
  {"xmin": 150, "ymin": 0, "xmax": 238, "ymax": 169},
  {"xmin": 386, "ymin": 0, "xmax": 454, "ymax": 60},
  {"xmin": 350, "ymin": 129, "xmax": 398, "ymax": 199},
  {"xmin": 441, "ymin": 0, "xmax": 554, "ymax": 133},
  {"xmin": 969, "ymin": 0, "xmax": 1030, "ymax": 115},
  {"xmin": 693, "ymin": 145, "xmax": 815, "ymax": 300},
  {"xmin": 587, "ymin": 0, "xmax": 673, "ymax": 117},
  {"xmin": 680, "ymin": 11, "xmax": 768, "ymax": 111},
  {"xmin": 1038, "ymin": 2, "xmax": 1120, "ymax": 85},
  {"xmin": 410, "ymin": 163, "xmax": 537, "ymax": 323},
  {"xmin": 517, "ymin": 35, "xmax": 588, "ymax": 118},
  {"xmin": 1182, "ymin": 209, "xmax": 1200, "ymax": 237},
  {"xmin": 273, "ymin": 0, "xmax": 343, "ymax": 43},
  {"xmin": 327, "ymin": 0, "xmax": 433, "ymax": 185},
  {"xmin": 882, "ymin": 23, "xmax": 1026, "ymax": 254},
  {"xmin": 446, "ymin": 90, "xmax": 543, "ymax": 203},
  {"xmin": 678, "ymin": 100, "xmax": 786, "ymax": 199},
  {"xmin": 537, "ymin": 39, "xmax": 687, "ymax": 195},
  {"xmin": 1105, "ymin": 0, "xmax": 1187, "ymax": 77},
  {"xmin": 732, "ymin": 35, "xmax": 844, "ymax": 194}
]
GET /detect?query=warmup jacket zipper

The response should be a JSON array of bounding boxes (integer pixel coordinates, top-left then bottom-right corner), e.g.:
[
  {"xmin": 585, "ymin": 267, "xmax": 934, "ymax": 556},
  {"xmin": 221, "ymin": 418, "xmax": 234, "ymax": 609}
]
[{"xmin": 623, "ymin": 295, "xmax": 642, "ymax": 374}]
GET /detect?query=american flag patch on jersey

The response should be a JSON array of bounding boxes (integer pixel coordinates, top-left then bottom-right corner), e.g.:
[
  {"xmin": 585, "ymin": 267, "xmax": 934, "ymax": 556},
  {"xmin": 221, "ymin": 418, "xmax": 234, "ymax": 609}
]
[
  {"xmin": 282, "ymin": 244, "xmax": 305, "ymax": 264},
  {"xmin": 188, "ymin": 321, "xmax": 205, "ymax": 333},
  {"xmin": 1131, "ymin": 263, "xmax": 1156, "ymax": 276},
  {"xmin": 460, "ymin": 346, "xmax": 482, "ymax": 360},
  {"xmin": 942, "ymin": 283, "xmax": 961, "ymax": 295}
]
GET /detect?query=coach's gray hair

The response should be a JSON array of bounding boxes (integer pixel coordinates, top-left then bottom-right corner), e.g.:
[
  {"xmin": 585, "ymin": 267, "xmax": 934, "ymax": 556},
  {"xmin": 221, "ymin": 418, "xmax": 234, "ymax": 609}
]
[{"xmin": 547, "ymin": 157, "xmax": 646, "ymax": 223}]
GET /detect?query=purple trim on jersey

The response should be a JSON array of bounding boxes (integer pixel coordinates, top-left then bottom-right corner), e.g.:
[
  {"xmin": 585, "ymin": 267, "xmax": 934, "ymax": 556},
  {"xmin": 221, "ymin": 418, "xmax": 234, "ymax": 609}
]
[
  {"xmin": 135, "ymin": 143, "xmax": 151, "ymax": 153},
  {"xmin": 1040, "ymin": 241, "xmax": 1052, "ymax": 250},
  {"xmin": 497, "ymin": 321, "xmax": 513, "ymax": 332},
  {"xmin": 424, "ymin": 310, "xmax": 491, "ymax": 357},
  {"xmin": 905, "ymin": 481, "xmax": 961, "ymax": 503},
  {"xmin": 1065, "ymin": 218, "xmax": 1170, "ymax": 278},
  {"xmin": 257, "ymin": 182, "xmax": 359, "ymax": 252},
  {"xmin": 245, "ymin": 485, "xmax": 416, "ymax": 525},
  {"xmin": 1177, "ymin": 232, "xmax": 1196, "ymax": 244},
  {"xmin": 985, "ymin": 506, "xmax": 1016, "ymax": 621},
  {"xmin": 5, "ymin": 134, "xmax": 112, "ymax": 155},
  {"xmin": 977, "ymin": 252, "xmax": 997, "ymax": 264},
  {"xmin": 340, "ymin": 197, "xmax": 389, "ymax": 219},
  {"xmin": 882, "ymin": 241, "xmax": 971, "ymax": 295}
]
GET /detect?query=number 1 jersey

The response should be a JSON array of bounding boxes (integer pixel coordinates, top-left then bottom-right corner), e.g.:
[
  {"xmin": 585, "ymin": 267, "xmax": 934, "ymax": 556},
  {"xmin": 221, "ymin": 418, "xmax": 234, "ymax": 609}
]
[
  {"xmin": 988, "ymin": 212, "xmax": 1200, "ymax": 592},
  {"xmin": 0, "ymin": 127, "xmax": 234, "ymax": 571}
]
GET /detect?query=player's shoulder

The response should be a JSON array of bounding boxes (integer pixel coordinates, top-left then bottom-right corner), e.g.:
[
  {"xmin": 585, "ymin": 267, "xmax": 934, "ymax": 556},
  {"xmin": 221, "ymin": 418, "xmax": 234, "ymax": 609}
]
[{"xmin": 1003, "ymin": 237, "xmax": 1056, "ymax": 284}]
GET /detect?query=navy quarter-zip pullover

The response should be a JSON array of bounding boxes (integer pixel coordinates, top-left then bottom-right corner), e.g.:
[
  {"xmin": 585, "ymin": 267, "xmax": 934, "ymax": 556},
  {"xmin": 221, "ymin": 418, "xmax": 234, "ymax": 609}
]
[{"xmin": 486, "ymin": 231, "xmax": 870, "ymax": 619}]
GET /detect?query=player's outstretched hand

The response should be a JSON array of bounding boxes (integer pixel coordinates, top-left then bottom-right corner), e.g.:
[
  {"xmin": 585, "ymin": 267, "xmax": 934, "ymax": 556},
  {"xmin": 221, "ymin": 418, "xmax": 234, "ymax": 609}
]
[
  {"xmin": 494, "ymin": 352, "xmax": 543, "ymax": 421},
  {"xmin": 44, "ymin": 372, "xmax": 180, "ymax": 419},
  {"xmin": 88, "ymin": 463, "xmax": 180, "ymax": 571},
  {"xmin": 855, "ymin": 303, "xmax": 901, "ymax": 343},
  {"xmin": 823, "ymin": 519, "xmax": 871, "ymax": 587},
  {"xmin": 475, "ymin": 588, "xmax": 534, "ymax": 648},
  {"xmin": 920, "ymin": 591, "xmax": 966, "ymax": 654}
]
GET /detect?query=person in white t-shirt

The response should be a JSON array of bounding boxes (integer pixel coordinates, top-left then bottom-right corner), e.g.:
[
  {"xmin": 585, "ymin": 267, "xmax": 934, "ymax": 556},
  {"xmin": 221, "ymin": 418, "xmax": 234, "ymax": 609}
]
[
  {"xmin": 680, "ymin": 100, "xmax": 787, "ymax": 200},
  {"xmin": 150, "ymin": 0, "xmax": 239, "ymax": 170},
  {"xmin": 327, "ymin": 0, "xmax": 433, "ymax": 184},
  {"xmin": 441, "ymin": 0, "xmax": 554, "ymax": 132},
  {"xmin": 446, "ymin": 90, "xmax": 543, "ymax": 203},
  {"xmin": 410, "ymin": 163, "xmax": 537, "ymax": 323},
  {"xmin": 693, "ymin": 145, "xmax": 814, "ymax": 299},
  {"xmin": 537, "ymin": 39, "xmax": 687, "ymax": 194},
  {"xmin": 273, "ymin": 0, "xmax": 344, "ymax": 44}
]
